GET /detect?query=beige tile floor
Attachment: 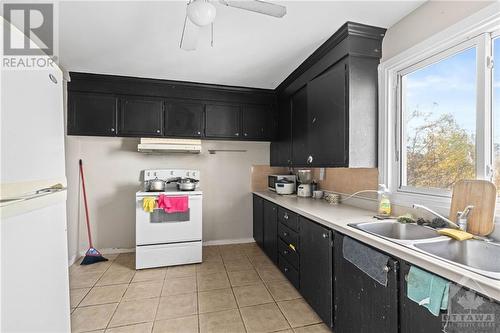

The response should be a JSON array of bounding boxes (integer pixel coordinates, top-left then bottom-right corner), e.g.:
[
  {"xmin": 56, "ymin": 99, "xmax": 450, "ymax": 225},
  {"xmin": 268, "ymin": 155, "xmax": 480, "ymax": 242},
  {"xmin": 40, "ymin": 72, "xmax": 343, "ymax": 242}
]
[{"xmin": 69, "ymin": 242, "xmax": 331, "ymax": 333}]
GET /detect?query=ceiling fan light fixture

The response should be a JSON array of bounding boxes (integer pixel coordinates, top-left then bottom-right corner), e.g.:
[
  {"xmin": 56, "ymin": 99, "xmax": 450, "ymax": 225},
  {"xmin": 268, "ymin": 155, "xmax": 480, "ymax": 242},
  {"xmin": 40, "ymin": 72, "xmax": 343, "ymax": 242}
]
[{"xmin": 187, "ymin": 0, "xmax": 216, "ymax": 26}]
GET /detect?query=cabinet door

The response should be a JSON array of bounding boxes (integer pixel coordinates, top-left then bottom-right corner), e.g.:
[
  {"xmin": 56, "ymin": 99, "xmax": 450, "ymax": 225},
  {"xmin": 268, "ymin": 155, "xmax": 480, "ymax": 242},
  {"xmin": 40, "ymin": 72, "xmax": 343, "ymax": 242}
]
[
  {"xmin": 253, "ymin": 195, "xmax": 264, "ymax": 248},
  {"xmin": 205, "ymin": 104, "xmax": 241, "ymax": 138},
  {"xmin": 118, "ymin": 97, "xmax": 163, "ymax": 136},
  {"xmin": 165, "ymin": 101, "xmax": 203, "ymax": 138},
  {"xmin": 334, "ymin": 234, "xmax": 398, "ymax": 333},
  {"xmin": 271, "ymin": 100, "xmax": 292, "ymax": 166},
  {"xmin": 68, "ymin": 92, "xmax": 117, "ymax": 136},
  {"xmin": 299, "ymin": 217, "xmax": 333, "ymax": 327},
  {"xmin": 241, "ymin": 105, "xmax": 273, "ymax": 140},
  {"xmin": 399, "ymin": 261, "xmax": 444, "ymax": 333},
  {"xmin": 291, "ymin": 86, "xmax": 309, "ymax": 166},
  {"xmin": 263, "ymin": 200, "xmax": 278, "ymax": 264},
  {"xmin": 307, "ymin": 60, "xmax": 348, "ymax": 166}
]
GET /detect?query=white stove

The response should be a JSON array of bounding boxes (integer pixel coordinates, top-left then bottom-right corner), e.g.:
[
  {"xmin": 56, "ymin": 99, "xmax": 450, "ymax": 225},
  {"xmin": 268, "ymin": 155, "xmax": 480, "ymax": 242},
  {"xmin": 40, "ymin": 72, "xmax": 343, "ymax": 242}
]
[{"xmin": 135, "ymin": 169, "xmax": 202, "ymax": 269}]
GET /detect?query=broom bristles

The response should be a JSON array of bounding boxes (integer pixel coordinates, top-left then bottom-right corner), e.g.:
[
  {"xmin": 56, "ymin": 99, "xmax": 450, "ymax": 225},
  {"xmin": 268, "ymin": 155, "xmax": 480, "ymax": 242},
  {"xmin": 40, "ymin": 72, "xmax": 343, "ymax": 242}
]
[{"xmin": 80, "ymin": 247, "xmax": 108, "ymax": 265}]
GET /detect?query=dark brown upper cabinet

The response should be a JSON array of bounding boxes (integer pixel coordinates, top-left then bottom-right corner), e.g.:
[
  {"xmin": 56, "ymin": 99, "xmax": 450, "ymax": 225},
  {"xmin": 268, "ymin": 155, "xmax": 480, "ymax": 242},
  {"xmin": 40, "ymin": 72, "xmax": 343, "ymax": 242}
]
[
  {"xmin": 68, "ymin": 92, "xmax": 118, "ymax": 136},
  {"xmin": 165, "ymin": 100, "xmax": 204, "ymax": 138},
  {"xmin": 307, "ymin": 59, "xmax": 347, "ymax": 167},
  {"xmin": 205, "ymin": 104, "xmax": 241, "ymax": 139},
  {"xmin": 241, "ymin": 105, "xmax": 274, "ymax": 140},
  {"xmin": 118, "ymin": 96, "xmax": 163, "ymax": 137},
  {"xmin": 271, "ymin": 21, "xmax": 385, "ymax": 168},
  {"xmin": 291, "ymin": 86, "xmax": 308, "ymax": 166}
]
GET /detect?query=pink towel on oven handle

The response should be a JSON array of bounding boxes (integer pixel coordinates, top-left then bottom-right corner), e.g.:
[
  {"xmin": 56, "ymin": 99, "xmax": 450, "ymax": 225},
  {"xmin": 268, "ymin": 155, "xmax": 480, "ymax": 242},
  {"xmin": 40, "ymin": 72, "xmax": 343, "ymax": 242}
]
[{"xmin": 157, "ymin": 194, "xmax": 189, "ymax": 213}]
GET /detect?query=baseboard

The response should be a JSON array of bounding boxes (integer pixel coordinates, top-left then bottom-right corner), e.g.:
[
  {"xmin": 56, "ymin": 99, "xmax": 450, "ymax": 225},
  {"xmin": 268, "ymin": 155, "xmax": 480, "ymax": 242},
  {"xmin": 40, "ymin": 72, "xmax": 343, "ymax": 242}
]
[
  {"xmin": 68, "ymin": 254, "xmax": 78, "ymax": 267},
  {"xmin": 203, "ymin": 238, "xmax": 255, "ymax": 246},
  {"xmin": 78, "ymin": 247, "xmax": 136, "ymax": 257}
]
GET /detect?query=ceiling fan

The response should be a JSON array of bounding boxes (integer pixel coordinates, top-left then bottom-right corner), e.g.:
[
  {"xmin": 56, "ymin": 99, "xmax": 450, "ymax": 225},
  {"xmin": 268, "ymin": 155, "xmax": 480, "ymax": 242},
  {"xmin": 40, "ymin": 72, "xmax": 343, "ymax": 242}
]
[{"xmin": 180, "ymin": 0, "xmax": 287, "ymax": 51}]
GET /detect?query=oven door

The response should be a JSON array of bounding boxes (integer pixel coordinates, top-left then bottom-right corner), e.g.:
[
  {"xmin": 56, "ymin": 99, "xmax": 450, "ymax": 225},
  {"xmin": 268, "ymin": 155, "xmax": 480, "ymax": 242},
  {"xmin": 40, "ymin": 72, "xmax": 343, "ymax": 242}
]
[{"xmin": 136, "ymin": 194, "xmax": 202, "ymax": 245}]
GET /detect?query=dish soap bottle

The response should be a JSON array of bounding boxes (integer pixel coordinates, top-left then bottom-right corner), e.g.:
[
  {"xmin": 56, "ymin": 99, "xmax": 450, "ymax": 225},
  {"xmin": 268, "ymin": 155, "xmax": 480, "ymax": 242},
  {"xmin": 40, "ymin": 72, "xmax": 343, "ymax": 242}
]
[{"xmin": 378, "ymin": 184, "xmax": 391, "ymax": 217}]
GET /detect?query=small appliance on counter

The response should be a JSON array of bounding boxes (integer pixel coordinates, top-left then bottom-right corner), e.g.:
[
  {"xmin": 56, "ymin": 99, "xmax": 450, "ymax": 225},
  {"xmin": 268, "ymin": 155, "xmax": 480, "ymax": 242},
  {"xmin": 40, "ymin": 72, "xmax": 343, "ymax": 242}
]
[
  {"xmin": 268, "ymin": 174, "xmax": 296, "ymax": 192},
  {"xmin": 275, "ymin": 179, "xmax": 295, "ymax": 195},
  {"xmin": 297, "ymin": 169, "xmax": 313, "ymax": 197}
]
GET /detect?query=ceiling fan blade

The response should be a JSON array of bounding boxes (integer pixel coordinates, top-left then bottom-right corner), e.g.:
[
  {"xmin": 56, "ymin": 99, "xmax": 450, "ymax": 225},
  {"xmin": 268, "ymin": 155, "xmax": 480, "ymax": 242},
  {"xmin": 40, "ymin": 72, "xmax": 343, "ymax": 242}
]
[
  {"xmin": 219, "ymin": 0, "xmax": 286, "ymax": 18},
  {"xmin": 180, "ymin": 10, "xmax": 200, "ymax": 51}
]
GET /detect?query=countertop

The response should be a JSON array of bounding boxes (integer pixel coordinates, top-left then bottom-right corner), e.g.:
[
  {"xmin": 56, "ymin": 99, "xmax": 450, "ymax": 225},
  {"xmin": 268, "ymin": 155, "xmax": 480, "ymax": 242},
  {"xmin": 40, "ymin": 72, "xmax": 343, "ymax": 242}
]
[{"xmin": 253, "ymin": 190, "xmax": 500, "ymax": 302}]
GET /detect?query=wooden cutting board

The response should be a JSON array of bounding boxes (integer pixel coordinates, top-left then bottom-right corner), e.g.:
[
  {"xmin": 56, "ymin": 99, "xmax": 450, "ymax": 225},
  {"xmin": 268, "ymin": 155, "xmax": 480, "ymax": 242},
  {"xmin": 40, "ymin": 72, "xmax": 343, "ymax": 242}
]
[{"xmin": 449, "ymin": 180, "xmax": 497, "ymax": 236}]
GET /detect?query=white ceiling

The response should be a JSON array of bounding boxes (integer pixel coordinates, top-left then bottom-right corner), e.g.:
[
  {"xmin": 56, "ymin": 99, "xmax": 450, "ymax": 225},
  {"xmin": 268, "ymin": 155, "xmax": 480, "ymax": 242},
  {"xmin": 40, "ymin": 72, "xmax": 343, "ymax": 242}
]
[{"xmin": 59, "ymin": 1, "xmax": 423, "ymax": 89}]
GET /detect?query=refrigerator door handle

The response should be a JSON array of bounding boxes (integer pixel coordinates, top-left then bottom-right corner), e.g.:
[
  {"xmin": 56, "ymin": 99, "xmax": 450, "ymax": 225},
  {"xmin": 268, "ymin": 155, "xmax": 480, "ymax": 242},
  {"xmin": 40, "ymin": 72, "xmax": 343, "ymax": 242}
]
[{"xmin": 0, "ymin": 187, "xmax": 67, "ymax": 205}]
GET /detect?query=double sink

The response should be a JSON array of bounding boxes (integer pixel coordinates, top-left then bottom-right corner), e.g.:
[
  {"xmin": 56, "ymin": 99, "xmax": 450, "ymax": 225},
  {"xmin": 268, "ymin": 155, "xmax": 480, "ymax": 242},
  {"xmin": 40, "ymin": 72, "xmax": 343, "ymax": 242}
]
[{"xmin": 349, "ymin": 221, "xmax": 500, "ymax": 280}]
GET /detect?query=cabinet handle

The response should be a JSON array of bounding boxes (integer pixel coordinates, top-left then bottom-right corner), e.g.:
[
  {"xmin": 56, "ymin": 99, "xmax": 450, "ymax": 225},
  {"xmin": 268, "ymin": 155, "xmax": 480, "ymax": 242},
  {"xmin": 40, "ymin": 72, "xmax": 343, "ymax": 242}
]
[
  {"xmin": 322, "ymin": 233, "xmax": 328, "ymax": 239},
  {"xmin": 307, "ymin": 155, "xmax": 313, "ymax": 164},
  {"xmin": 156, "ymin": 129, "xmax": 160, "ymax": 133},
  {"xmin": 283, "ymin": 250, "xmax": 288, "ymax": 255},
  {"xmin": 312, "ymin": 117, "xmax": 317, "ymax": 124},
  {"xmin": 284, "ymin": 267, "xmax": 288, "ymax": 272},
  {"xmin": 244, "ymin": 133, "xmax": 248, "ymax": 137},
  {"xmin": 197, "ymin": 131, "xmax": 201, "ymax": 135},
  {"xmin": 235, "ymin": 133, "xmax": 239, "ymax": 136},
  {"xmin": 284, "ymin": 214, "xmax": 289, "ymax": 220},
  {"xmin": 283, "ymin": 232, "xmax": 288, "ymax": 237},
  {"xmin": 383, "ymin": 266, "xmax": 390, "ymax": 273},
  {"xmin": 110, "ymin": 128, "xmax": 115, "ymax": 132}
]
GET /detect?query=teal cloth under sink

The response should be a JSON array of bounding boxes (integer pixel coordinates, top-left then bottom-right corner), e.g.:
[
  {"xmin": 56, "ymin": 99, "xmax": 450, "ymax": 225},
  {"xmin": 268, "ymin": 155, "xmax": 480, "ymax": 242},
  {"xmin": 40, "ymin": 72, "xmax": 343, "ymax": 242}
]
[{"xmin": 407, "ymin": 266, "xmax": 450, "ymax": 316}]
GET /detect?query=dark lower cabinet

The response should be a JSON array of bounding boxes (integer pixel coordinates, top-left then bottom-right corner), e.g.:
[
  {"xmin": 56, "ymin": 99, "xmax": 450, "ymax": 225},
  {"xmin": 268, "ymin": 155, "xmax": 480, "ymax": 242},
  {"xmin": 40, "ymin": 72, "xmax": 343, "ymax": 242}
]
[
  {"xmin": 299, "ymin": 217, "xmax": 333, "ymax": 328},
  {"xmin": 165, "ymin": 100, "xmax": 203, "ymax": 138},
  {"xmin": 68, "ymin": 92, "xmax": 117, "ymax": 136},
  {"xmin": 400, "ymin": 261, "xmax": 444, "ymax": 333},
  {"xmin": 263, "ymin": 200, "xmax": 278, "ymax": 264},
  {"xmin": 118, "ymin": 97, "xmax": 163, "ymax": 136},
  {"xmin": 334, "ymin": 233, "xmax": 398, "ymax": 333},
  {"xmin": 205, "ymin": 104, "xmax": 241, "ymax": 139},
  {"xmin": 252, "ymin": 195, "xmax": 264, "ymax": 248}
]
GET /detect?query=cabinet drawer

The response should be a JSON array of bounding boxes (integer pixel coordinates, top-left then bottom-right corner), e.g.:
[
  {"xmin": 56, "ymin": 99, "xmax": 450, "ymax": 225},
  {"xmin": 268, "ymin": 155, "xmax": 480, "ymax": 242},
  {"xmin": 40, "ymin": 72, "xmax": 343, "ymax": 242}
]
[
  {"xmin": 278, "ymin": 207, "xmax": 298, "ymax": 231},
  {"xmin": 278, "ymin": 255, "xmax": 299, "ymax": 289},
  {"xmin": 278, "ymin": 223, "xmax": 299, "ymax": 252},
  {"xmin": 278, "ymin": 239, "xmax": 299, "ymax": 269}
]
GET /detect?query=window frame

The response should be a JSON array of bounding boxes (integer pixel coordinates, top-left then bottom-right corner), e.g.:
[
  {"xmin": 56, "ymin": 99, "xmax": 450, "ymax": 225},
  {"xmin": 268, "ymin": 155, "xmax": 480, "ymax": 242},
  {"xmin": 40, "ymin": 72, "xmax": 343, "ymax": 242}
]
[
  {"xmin": 397, "ymin": 37, "xmax": 483, "ymax": 198},
  {"xmin": 379, "ymin": 2, "xmax": 500, "ymax": 216}
]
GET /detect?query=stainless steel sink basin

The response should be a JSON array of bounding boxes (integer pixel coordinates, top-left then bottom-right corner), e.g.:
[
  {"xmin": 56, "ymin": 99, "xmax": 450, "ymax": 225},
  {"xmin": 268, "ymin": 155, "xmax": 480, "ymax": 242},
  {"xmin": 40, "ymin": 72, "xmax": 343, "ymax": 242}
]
[
  {"xmin": 415, "ymin": 239, "xmax": 500, "ymax": 279},
  {"xmin": 351, "ymin": 221, "xmax": 440, "ymax": 241}
]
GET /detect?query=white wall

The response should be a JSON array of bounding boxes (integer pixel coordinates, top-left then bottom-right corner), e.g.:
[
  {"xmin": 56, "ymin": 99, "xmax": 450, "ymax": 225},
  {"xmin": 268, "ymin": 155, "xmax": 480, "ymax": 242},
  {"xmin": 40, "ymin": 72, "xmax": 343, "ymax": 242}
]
[
  {"xmin": 65, "ymin": 135, "xmax": 269, "ymax": 261},
  {"xmin": 381, "ymin": 0, "xmax": 493, "ymax": 62}
]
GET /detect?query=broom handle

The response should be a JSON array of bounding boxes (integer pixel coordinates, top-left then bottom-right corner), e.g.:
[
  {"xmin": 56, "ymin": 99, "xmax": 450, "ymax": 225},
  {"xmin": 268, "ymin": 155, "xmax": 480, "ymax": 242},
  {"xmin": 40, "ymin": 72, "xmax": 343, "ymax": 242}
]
[{"xmin": 79, "ymin": 159, "xmax": 93, "ymax": 249}]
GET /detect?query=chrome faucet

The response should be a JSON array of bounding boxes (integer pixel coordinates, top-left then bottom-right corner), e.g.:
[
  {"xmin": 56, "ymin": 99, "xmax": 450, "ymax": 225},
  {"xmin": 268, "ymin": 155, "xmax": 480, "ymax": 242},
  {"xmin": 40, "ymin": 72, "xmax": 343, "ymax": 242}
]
[
  {"xmin": 412, "ymin": 204, "xmax": 462, "ymax": 230},
  {"xmin": 457, "ymin": 206, "xmax": 474, "ymax": 231}
]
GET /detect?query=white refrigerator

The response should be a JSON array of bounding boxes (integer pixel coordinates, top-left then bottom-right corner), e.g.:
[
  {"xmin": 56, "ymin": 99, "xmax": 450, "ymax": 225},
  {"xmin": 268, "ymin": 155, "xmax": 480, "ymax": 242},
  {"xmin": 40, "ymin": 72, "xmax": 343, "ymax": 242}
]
[{"xmin": 0, "ymin": 20, "xmax": 71, "ymax": 332}]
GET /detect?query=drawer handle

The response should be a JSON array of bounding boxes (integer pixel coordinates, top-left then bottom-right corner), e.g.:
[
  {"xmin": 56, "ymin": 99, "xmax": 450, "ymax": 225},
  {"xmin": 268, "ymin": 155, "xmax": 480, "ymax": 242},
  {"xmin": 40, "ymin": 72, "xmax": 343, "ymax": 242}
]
[
  {"xmin": 284, "ymin": 267, "xmax": 288, "ymax": 272},
  {"xmin": 284, "ymin": 214, "xmax": 289, "ymax": 220}
]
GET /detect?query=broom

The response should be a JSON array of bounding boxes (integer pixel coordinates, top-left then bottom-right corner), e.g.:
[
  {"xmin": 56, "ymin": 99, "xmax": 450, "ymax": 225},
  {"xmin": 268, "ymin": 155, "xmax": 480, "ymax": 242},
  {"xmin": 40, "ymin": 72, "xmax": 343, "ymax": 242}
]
[{"xmin": 79, "ymin": 159, "xmax": 108, "ymax": 265}]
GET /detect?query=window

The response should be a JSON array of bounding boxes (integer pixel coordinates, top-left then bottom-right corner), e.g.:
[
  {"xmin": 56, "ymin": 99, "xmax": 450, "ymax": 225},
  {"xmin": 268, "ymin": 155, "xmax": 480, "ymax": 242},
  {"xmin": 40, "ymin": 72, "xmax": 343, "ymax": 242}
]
[
  {"xmin": 401, "ymin": 47, "xmax": 477, "ymax": 192},
  {"xmin": 494, "ymin": 36, "xmax": 500, "ymax": 194},
  {"xmin": 379, "ymin": 4, "xmax": 500, "ymax": 212}
]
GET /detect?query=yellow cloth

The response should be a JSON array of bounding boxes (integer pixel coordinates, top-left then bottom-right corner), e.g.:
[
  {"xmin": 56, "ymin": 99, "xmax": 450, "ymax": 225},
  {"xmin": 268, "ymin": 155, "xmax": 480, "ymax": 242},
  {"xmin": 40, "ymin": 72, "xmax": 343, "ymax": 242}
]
[
  {"xmin": 143, "ymin": 197, "xmax": 156, "ymax": 213},
  {"xmin": 437, "ymin": 228, "xmax": 474, "ymax": 241}
]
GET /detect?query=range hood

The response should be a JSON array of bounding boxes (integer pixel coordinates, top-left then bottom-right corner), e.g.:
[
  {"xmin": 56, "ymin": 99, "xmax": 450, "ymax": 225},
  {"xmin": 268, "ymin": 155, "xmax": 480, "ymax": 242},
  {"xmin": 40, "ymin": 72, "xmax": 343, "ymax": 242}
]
[{"xmin": 137, "ymin": 138, "xmax": 201, "ymax": 154}]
